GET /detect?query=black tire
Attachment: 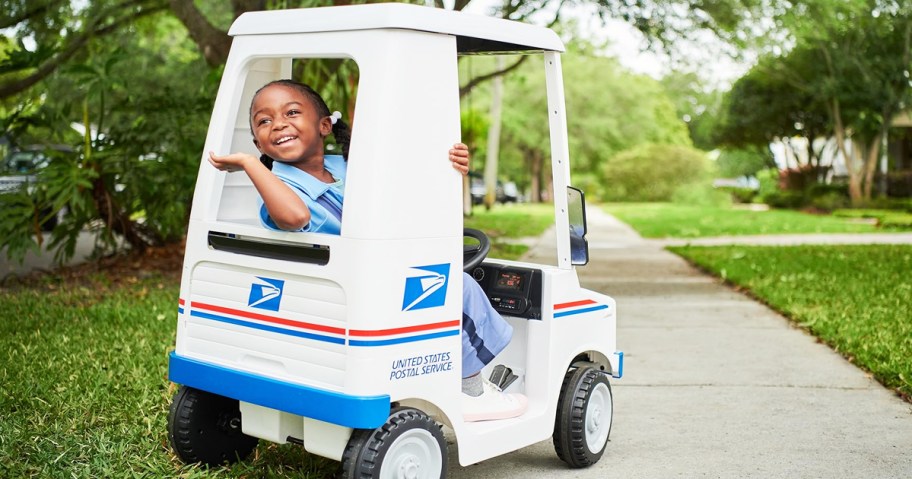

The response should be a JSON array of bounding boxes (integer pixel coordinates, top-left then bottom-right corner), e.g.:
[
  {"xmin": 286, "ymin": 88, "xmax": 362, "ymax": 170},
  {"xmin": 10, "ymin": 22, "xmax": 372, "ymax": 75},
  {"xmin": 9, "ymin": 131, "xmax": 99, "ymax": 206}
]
[
  {"xmin": 553, "ymin": 366, "xmax": 613, "ymax": 468},
  {"xmin": 167, "ymin": 386, "xmax": 259, "ymax": 467},
  {"xmin": 341, "ymin": 407, "xmax": 447, "ymax": 479}
]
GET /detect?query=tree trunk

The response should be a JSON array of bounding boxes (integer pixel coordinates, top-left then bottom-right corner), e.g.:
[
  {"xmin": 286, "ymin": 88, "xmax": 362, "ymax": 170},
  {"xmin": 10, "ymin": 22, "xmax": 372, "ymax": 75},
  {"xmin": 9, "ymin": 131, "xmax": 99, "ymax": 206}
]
[
  {"xmin": 528, "ymin": 149, "xmax": 542, "ymax": 203},
  {"xmin": 829, "ymin": 99, "xmax": 863, "ymax": 205},
  {"xmin": 483, "ymin": 57, "xmax": 504, "ymax": 210},
  {"xmin": 168, "ymin": 0, "xmax": 232, "ymax": 67},
  {"xmin": 862, "ymin": 133, "xmax": 882, "ymax": 200}
]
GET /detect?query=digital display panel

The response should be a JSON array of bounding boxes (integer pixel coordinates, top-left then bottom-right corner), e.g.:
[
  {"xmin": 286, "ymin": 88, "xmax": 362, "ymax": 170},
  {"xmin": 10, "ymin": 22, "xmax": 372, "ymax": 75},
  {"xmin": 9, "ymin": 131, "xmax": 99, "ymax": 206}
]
[{"xmin": 495, "ymin": 271, "xmax": 523, "ymax": 291}]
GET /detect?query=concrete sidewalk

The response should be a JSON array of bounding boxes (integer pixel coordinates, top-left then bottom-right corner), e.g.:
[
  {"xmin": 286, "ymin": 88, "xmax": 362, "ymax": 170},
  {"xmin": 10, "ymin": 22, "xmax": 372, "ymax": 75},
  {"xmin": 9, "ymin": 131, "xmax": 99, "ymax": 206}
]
[{"xmin": 449, "ymin": 207, "xmax": 912, "ymax": 478}]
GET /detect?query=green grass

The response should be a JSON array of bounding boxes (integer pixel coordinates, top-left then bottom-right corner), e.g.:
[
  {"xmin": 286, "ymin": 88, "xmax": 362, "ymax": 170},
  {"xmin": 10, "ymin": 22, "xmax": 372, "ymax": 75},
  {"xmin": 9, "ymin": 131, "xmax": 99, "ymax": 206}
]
[
  {"xmin": 670, "ymin": 244, "xmax": 912, "ymax": 400},
  {"xmin": 464, "ymin": 203, "xmax": 554, "ymax": 260},
  {"xmin": 604, "ymin": 202, "xmax": 894, "ymax": 238},
  {"xmin": 832, "ymin": 208, "xmax": 912, "ymax": 229},
  {"xmin": 0, "ymin": 203, "xmax": 557, "ymax": 477},
  {"xmin": 0, "ymin": 276, "xmax": 337, "ymax": 478}
]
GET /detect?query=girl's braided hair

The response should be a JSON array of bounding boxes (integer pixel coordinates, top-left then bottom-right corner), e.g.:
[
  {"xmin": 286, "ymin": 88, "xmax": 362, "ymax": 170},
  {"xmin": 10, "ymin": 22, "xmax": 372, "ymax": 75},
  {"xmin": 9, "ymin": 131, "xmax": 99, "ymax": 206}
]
[{"xmin": 250, "ymin": 79, "xmax": 352, "ymax": 169}]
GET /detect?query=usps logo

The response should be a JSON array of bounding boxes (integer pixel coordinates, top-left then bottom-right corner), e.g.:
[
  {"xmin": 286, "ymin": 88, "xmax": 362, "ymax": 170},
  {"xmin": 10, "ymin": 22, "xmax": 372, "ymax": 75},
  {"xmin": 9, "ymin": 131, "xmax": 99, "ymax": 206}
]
[
  {"xmin": 248, "ymin": 277, "xmax": 285, "ymax": 312},
  {"xmin": 402, "ymin": 264, "xmax": 450, "ymax": 312}
]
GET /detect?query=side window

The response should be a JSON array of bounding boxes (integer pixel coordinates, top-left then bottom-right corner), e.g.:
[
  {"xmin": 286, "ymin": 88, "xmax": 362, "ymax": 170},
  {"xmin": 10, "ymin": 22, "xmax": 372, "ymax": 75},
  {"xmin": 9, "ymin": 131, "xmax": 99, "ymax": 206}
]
[{"xmin": 216, "ymin": 57, "xmax": 360, "ymax": 234}]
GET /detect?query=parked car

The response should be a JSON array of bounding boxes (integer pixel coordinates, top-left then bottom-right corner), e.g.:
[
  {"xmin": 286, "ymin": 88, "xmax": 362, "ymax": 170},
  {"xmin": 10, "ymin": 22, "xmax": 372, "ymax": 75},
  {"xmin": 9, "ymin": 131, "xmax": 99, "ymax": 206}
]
[
  {"xmin": 1, "ymin": 145, "xmax": 72, "ymax": 231},
  {"xmin": 502, "ymin": 181, "xmax": 519, "ymax": 202},
  {"xmin": 469, "ymin": 172, "xmax": 511, "ymax": 205}
]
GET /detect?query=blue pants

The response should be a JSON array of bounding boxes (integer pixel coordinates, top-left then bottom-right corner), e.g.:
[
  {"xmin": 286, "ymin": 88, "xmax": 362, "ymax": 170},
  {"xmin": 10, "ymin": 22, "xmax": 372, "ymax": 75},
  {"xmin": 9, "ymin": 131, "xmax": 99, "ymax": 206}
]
[{"xmin": 461, "ymin": 272, "xmax": 512, "ymax": 377}]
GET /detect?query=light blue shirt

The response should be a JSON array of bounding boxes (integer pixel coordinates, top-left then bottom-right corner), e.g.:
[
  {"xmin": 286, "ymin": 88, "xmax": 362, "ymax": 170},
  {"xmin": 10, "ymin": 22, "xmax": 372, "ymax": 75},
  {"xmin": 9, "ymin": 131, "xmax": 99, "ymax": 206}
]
[{"xmin": 258, "ymin": 154, "xmax": 347, "ymax": 234}]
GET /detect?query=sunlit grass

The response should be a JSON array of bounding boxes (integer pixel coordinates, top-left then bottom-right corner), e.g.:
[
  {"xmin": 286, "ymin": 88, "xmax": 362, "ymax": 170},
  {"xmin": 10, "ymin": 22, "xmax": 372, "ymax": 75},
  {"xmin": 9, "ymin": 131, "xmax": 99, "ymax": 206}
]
[
  {"xmin": 465, "ymin": 202, "xmax": 554, "ymax": 260},
  {"xmin": 604, "ymin": 202, "xmax": 892, "ymax": 238},
  {"xmin": 670, "ymin": 244, "xmax": 912, "ymax": 400},
  {"xmin": 0, "ymin": 277, "xmax": 337, "ymax": 478},
  {"xmin": 0, "ymin": 202, "xmax": 558, "ymax": 477}
]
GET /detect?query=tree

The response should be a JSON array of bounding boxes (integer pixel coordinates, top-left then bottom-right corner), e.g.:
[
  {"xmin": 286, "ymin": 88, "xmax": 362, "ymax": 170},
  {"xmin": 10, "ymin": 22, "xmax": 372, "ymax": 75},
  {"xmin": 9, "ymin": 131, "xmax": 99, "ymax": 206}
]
[
  {"xmin": 465, "ymin": 40, "xmax": 690, "ymax": 202},
  {"xmin": 660, "ymin": 71, "xmax": 726, "ymax": 150},
  {"xmin": 0, "ymin": 0, "xmax": 168, "ymax": 99},
  {"xmin": 716, "ymin": 147, "xmax": 775, "ymax": 179},
  {"xmin": 0, "ymin": 0, "xmax": 753, "ymax": 262},
  {"xmin": 716, "ymin": 53, "xmax": 831, "ymax": 180},
  {"xmin": 718, "ymin": 1, "xmax": 912, "ymax": 204},
  {"xmin": 1, "ymin": 9, "xmax": 214, "ymax": 262}
]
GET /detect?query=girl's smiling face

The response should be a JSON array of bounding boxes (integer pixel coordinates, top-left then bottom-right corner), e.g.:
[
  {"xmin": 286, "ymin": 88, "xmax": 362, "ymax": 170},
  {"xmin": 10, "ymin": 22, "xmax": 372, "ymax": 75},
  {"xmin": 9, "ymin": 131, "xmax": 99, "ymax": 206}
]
[{"xmin": 250, "ymin": 84, "xmax": 332, "ymax": 164}]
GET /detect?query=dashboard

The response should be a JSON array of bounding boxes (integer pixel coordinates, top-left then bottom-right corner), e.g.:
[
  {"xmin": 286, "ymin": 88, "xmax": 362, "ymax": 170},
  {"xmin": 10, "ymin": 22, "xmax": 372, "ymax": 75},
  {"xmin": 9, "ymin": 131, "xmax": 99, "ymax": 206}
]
[{"xmin": 470, "ymin": 263, "xmax": 542, "ymax": 320}]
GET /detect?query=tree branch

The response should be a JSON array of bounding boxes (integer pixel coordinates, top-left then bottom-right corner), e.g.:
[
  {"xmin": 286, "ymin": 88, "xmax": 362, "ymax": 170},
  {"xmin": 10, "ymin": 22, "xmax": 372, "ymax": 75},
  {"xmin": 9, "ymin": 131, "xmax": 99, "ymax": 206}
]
[
  {"xmin": 168, "ymin": 0, "xmax": 232, "ymax": 67},
  {"xmin": 0, "ymin": 0, "xmax": 66, "ymax": 30},
  {"xmin": 231, "ymin": 0, "xmax": 267, "ymax": 19},
  {"xmin": 459, "ymin": 56, "xmax": 527, "ymax": 98},
  {"xmin": 0, "ymin": 1, "xmax": 166, "ymax": 99},
  {"xmin": 453, "ymin": 0, "xmax": 472, "ymax": 11}
]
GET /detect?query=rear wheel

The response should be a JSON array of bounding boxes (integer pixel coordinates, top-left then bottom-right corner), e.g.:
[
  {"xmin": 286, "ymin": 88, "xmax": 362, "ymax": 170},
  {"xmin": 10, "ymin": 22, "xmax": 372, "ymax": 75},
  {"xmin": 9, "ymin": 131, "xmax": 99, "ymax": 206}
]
[
  {"xmin": 167, "ymin": 386, "xmax": 259, "ymax": 467},
  {"xmin": 342, "ymin": 407, "xmax": 446, "ymax": 479},
  {"xmin": 553, "ymin": 366, "xmax": 613, "ymax": 468}
]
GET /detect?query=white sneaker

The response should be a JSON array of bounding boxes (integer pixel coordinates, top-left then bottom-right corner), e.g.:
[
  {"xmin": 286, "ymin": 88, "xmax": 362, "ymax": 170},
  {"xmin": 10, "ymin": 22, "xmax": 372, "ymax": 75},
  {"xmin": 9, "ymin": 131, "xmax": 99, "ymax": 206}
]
[{"xmin": 463, "ymin": 378, "xmax": 528, "ymax": 422}]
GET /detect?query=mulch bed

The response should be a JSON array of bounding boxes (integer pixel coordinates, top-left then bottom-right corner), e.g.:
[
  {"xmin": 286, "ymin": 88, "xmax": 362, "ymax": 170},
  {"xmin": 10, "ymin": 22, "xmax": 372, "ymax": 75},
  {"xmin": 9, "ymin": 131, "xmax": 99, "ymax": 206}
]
[{"xmin": 1, "ymin": 240, "xmax": 185, "ymax": 293}]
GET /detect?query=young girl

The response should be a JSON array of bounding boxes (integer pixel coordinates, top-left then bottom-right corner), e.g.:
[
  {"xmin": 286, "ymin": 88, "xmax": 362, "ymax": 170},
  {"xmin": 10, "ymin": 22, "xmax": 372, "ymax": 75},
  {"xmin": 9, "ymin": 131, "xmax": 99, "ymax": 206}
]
[{"xmin": 209, "ymin": 79, "xmax": 526, "ymax": 421}]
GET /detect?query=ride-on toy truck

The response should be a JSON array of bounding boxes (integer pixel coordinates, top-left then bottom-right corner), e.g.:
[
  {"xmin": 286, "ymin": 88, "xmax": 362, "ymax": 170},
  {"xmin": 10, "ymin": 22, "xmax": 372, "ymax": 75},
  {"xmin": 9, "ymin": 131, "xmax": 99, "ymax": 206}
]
[{"xmin": 167, "ymin": 4, "xmax": 622, "ymax": 477}]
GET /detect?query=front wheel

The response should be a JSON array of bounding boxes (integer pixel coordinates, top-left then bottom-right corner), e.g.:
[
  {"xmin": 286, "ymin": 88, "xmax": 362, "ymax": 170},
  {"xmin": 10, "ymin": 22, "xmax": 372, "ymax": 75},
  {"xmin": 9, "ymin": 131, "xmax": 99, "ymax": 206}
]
[
  {"xmin": 167, "ymin": 386, "xmax": 259, "ymax": 467},
  {"xmin": 342, "ymin": 407, "xmax": 447, "ymax": 479},
  {"xmin": 553, "ymin": 366, "xmax": 613, "ymax": 468}
]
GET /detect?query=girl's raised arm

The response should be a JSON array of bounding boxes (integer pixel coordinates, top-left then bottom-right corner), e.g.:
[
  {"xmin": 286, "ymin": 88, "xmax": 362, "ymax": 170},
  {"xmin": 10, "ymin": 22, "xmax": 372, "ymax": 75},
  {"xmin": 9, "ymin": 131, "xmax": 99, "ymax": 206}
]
[{"xmin": 208, "ymin": 151, "xmax": 312, "ymax": 231}]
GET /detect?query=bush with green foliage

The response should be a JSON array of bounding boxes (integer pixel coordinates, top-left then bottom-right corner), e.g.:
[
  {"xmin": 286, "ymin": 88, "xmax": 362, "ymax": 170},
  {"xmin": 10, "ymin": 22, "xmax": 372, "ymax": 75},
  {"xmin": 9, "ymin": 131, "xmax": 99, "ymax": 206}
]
[
  {"xmin": 716, "ymin": 186, "xmax": 757, "ymax": 204},
  {"xmin": 884, "ymin": 171, "xmax": 912, "ymax": 198},
  {"xmin": 715, "ymin": 147, "xmax": 774, "ymax": 179},
  {"xmin": 601, "ymin": 143, "xmax": 714, "ymax": 202}
]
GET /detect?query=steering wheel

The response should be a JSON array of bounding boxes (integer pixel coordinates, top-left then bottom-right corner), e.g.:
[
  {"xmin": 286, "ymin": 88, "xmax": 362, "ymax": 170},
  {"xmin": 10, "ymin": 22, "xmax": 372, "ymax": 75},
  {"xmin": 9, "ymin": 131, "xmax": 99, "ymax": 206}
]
[{"xmin": 463, "ymin": 228, "xmax": 491, "ymax": 273}]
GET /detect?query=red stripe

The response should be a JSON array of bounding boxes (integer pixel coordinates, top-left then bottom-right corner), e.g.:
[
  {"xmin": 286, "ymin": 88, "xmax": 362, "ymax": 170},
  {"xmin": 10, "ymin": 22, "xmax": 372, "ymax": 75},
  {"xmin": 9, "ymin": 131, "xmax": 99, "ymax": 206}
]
[
  {"xmin": 554, "ymin": 299, "xmax": 596, "ymax": 310},
  {"xmin": 179, "ymin": 298, "xmax": 185, "ymax": 305},
  {"xmin": 349, "ymin": 320, "xmax": 461, "ymax": 337},
  {"xmin": 192, "ymin": 301, "xmax": 346, "ymax": 335}
]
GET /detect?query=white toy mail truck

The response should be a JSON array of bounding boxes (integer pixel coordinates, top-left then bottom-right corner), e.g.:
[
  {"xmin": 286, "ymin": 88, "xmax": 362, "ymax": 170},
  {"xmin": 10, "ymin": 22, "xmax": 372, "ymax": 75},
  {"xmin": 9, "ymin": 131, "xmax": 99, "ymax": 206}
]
[{"xmin": 167, "ymin": 4, "xmax": 622, "ymax": 477}]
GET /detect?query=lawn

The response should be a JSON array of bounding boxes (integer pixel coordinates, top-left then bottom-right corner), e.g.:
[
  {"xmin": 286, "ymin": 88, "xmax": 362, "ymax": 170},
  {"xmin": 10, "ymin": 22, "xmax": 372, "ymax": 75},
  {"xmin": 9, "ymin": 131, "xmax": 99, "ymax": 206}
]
[
  {"xmin": 603, "ymin": 202, "xmax": 893, "ymax": 238},
  {"xmin": 0, "ymin": 273, "xmax": 339, "ymax": 478},
  {"xmin": 669, "ymin": 244, "xmax": 912, "ymax": 400},
  {"xmin": 464, "ymin": 202, "xmax": 554, "ymax": 259},
  {"xmin": 0, "ymin": 203, "xmax": 553, "ymax": 477}
]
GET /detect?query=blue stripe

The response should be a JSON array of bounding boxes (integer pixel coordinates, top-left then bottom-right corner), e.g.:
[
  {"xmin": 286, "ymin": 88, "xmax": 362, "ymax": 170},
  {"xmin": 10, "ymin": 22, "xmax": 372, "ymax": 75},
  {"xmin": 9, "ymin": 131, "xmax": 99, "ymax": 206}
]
[
  {"xmin": 554, "ymin": 304, "xmax": 610, "ymax": 318},
  {"xmin": 349, "ymin": 329, "xmax": 459, "ymax": 347},
  {"xmin": 190, "ymin": 310, "xmax": 345, "ymax": 345},
  {"xmin": 168, "ymin": 352, "xmax": 390, "ymax": 429},
  {"xmin": 613, "ymin": 351, "xmax": 624, "ymax": 379},
  {"xmin": 178, "ymin": 307, "xmax": 184, "ymax": 315},
  {"xmin": 462, "ymin": 313, "xmax": 495, "ymax": 364}
]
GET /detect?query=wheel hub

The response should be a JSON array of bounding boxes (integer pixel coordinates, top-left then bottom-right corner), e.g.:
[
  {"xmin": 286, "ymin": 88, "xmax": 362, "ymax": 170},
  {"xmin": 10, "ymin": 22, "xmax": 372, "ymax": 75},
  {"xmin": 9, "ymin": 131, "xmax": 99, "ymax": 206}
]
[
  {"xmin": 380, "ymin": 428, "xmax": 442, "ymax": 479},
  {"xmin": 398, "ymin": 455, "xmax": 420, "ymax": 479},
  {"xmin": 588, "ymin": 406, "xmax": 601, "ymax": 433},
  {"xmin": 584, "ymin": 382, "xmax": 612, "ymax": 453}
]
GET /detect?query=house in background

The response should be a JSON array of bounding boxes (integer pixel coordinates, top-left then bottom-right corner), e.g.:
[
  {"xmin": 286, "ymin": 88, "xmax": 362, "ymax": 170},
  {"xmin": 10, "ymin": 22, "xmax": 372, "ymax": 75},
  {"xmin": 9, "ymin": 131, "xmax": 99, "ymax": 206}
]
[{"xmin": 768, "ymin": 111, "xmax": 912, "ymax": 197}]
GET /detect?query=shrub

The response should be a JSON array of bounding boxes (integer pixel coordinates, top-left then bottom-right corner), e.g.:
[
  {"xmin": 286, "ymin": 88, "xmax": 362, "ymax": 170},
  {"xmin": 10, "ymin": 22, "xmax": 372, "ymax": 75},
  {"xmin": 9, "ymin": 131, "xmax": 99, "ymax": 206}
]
[
  {"xmin": 763, "ymin": 191, "xmax": 807, "ymax": 209},
  {"xmin": 810, "ymin": 192, "xmax": 849, "ymax": 212},
  {"xmin": 807, "ymin": 183, "xmax": 849, "ymax": 212},
  {"xmin": 756, "ymin": 168, "xmax": 779, "ymax": 198},
  {"xmin": 672, "ymin": 184, "xmax": 731, "ymax": 206},
  {"xmin": 717, "ymin": 186, "xmax": 757, "ymax": 204},
  {"xmin": 715, "ymin": 147, "xmax": 773, "ymax": 178},
  {"xmin": 778, "ymin": 164, "xmax": 822, "ymax": 191},
  {"xmin": 880, "ymin": 213, "xmax": 912, "ymax": 229},
  {"xmin": 601, "ymin": 143, "xmax": 713, "ymax": 202},
  {"xmin": 884, "ymin": 171, "xmax": 912, "ymax": 198}
]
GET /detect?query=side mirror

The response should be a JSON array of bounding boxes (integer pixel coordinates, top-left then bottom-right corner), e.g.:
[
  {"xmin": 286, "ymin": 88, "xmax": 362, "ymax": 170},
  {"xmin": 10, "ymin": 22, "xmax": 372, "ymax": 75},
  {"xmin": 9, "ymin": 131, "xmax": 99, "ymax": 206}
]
[{"xmin": 567, "ymin": 186, "xmax": 589, "ymax": 266}]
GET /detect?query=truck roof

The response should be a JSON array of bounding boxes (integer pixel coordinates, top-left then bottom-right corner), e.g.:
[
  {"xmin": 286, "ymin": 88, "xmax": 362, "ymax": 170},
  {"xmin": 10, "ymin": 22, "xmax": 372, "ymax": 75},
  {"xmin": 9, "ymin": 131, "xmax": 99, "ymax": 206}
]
[{"xmin": 228, "ymin": 3, "xmax": 564, "ymax": 54}]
